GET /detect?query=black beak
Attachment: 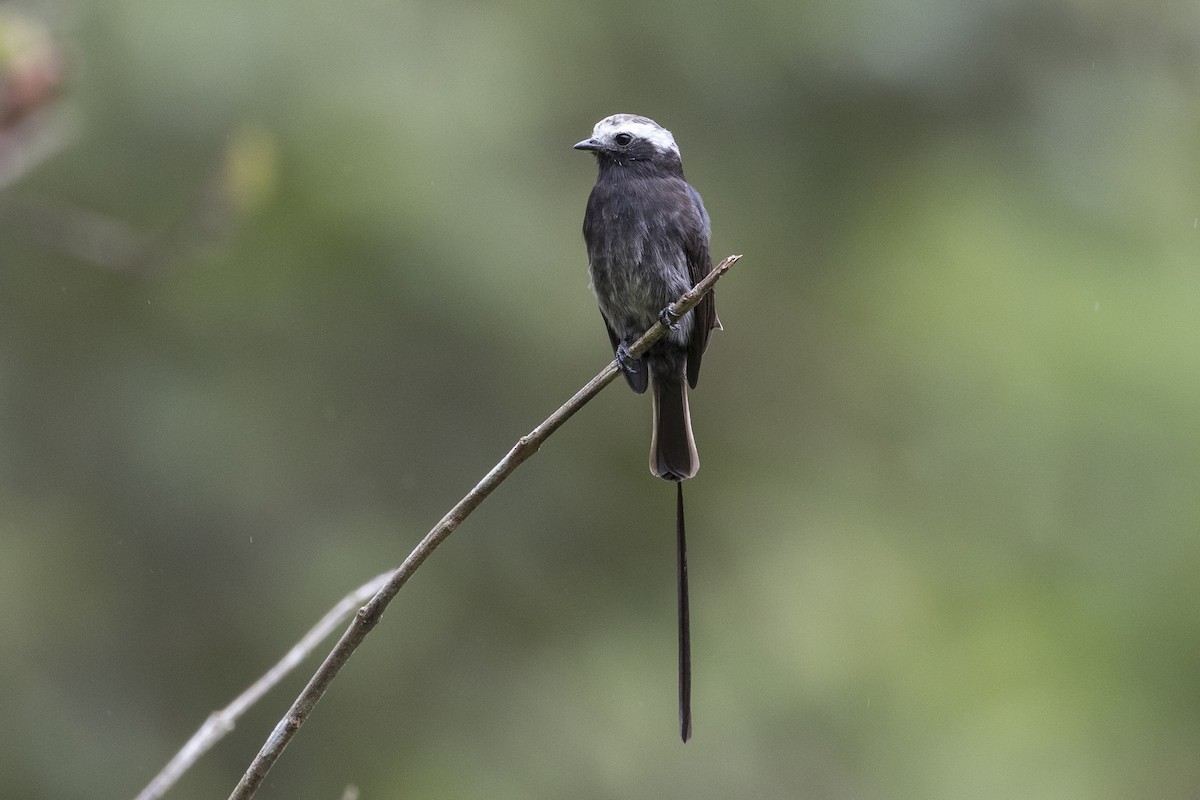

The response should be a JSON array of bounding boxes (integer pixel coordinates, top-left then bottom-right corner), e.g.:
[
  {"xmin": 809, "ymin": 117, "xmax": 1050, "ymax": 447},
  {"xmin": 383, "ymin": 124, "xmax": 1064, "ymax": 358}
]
[{"xmin": 573, "ymin": 137, "xmax": 602, "ymax": 151}]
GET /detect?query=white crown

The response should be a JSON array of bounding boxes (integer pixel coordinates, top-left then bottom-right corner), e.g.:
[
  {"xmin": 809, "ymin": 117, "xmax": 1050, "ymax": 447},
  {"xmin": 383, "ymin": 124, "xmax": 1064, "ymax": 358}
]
[{"xmin": 591, "ymin": 114, "xmax": 680, "ymax": 156}]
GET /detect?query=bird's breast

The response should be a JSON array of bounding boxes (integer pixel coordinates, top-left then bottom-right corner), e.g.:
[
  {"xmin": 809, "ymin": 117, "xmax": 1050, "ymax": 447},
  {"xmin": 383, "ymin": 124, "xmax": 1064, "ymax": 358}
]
[{"xmin": 584, "ymin": 178, "xmax": 694, "ymax": 341}]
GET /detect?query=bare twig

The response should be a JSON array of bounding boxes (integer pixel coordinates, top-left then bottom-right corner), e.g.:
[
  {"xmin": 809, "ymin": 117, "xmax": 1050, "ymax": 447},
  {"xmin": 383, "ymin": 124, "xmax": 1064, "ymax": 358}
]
[
  {"xmin": 134, "ymin": 572, "xmax": 392, "ymax": 800},
  {"xmin": 138, "ymin": 255, "xmax": 740, "ymax": 800},
  {"xmin": 217, "ymin": 254, "xmax": 741, "ymax": 800},
  {"xmin": 0, "ymin": 105, "xmax": 78, "ymax": 190},
  {"xmin": 4, "ymin": 124, "xmax": 273, "ymax": 274},
  {"xmin": 1, "ymin": 193, "xmax": 150, "ymax": 269}
]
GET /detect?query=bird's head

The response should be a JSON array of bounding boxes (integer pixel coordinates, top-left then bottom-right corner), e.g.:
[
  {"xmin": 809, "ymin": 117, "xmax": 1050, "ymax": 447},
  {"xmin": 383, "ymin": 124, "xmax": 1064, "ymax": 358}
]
[{"xmin": 574, "ymin": 114, "xmax": 684, "ymax": 175}]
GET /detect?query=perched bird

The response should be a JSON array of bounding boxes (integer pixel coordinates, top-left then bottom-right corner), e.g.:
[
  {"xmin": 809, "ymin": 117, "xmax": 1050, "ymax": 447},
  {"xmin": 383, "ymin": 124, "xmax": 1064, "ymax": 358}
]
[{"xmin": 574, "ymin": 114, "xmax": 718, "ymax": 741}]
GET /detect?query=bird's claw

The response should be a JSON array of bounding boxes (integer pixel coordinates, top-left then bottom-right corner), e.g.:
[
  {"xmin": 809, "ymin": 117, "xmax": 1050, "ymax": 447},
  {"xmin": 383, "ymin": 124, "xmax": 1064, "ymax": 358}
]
[
  {"xmin": 615, "ymin": 341, "xmax": 642, "ymax": 377},
  {"xmin": 659, "ymin": 307, "xmax": 682, "ymax": 331}
]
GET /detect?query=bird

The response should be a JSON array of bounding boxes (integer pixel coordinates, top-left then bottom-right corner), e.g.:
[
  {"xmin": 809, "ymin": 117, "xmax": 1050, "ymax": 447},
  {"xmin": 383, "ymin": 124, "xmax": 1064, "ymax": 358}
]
[{"xmin": 574, "ymin": 114, "xmax": 718, "ymax": 742}]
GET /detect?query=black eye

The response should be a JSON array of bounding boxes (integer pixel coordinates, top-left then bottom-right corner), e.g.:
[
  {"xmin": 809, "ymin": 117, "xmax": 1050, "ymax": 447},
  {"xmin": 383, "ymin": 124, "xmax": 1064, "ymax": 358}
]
[{"xmin": 613, "ymin": 133, "xmax": 633, "ymax": 146}]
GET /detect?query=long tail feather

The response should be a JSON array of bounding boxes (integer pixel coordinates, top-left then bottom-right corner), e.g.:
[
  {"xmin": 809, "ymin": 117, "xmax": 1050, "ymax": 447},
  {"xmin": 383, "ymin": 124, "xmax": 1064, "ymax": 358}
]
[{"xmin": 677, "ymin": 480, "xmax": 692, "ymax": 742}]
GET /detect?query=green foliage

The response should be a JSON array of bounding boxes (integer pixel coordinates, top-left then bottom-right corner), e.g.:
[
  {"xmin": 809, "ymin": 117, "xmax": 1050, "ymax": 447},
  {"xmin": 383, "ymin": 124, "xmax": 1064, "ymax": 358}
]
[{"xmin": 2, "ymin": 1, "xmax": 1198, "ymax": 798}]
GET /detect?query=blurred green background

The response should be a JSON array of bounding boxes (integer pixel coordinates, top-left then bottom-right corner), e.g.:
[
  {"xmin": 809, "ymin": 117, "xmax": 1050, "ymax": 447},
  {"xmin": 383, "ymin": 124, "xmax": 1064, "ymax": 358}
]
[{"xmin": 2, "ymin": 1, "xmax": 1199, "ymax": 798}]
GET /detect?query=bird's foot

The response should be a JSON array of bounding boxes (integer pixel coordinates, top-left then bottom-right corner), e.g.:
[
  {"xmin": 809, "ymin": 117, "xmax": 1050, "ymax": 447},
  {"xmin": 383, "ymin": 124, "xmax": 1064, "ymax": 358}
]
[
  {"xmin": 659, "ymin": 306, "xmax": 682, "ymax": 331},
  {"xmin": 615, "ymin": 340, "xmax": 643, "ymax": 378}
]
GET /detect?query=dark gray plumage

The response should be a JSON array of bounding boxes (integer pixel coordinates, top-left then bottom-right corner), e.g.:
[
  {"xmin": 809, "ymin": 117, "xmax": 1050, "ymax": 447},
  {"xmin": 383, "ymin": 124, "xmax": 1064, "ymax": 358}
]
[
  {"xmin": 573, "ymin": 113, "xmax": 718, "ymax": 482},
  {"xmin": 575, "ymin": 114, "xmax": 718, "ymax": 743}
]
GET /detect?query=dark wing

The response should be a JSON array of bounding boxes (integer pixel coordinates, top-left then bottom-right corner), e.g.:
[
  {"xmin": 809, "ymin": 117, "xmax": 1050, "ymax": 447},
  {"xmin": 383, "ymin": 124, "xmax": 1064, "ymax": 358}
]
[{"xmin": 683, "ymin": 182, "xmax": 716, "ymax": 389}]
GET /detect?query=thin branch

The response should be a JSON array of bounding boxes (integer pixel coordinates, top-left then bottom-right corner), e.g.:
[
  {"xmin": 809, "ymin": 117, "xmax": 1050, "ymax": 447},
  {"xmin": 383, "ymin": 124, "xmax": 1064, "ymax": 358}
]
[
  {"xmin": 1, "ymin": 193, "xmax": 150, "ymax": 269},
  {"xmin": 4, "ymin": 124, "xmax": 267, "ymax": 275},
  {"xmin": 0, "ymin": 105, "xmax": 78, "ymax": 191},
  {"xmin": 134, "ymin": 572, "xmax": 392, "ymax": 800},
  {"xmin": 3, "ymin": 149, "xmax": 236, "ymax": 275},
  {"xmin": 224, "ymin": 254, "xmax": 741, "ymax": 800},
  {"xmin": 140, "ymin": 255, "xmax": 740, "ymax": 800}
]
